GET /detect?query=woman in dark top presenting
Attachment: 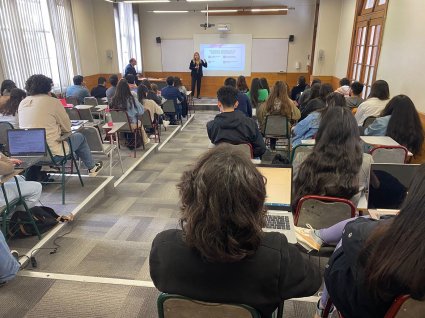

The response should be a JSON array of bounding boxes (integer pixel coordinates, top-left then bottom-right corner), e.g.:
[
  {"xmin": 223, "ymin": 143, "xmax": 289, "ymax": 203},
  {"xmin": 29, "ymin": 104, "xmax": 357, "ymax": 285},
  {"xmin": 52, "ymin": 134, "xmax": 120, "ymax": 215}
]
[
  {"xmin": 189, "ymin": 52, "xmax": 207, "ymax": 98},
  {"xmin": 150, "ymin": 144, "xmax": 321, "ymax": 318}
]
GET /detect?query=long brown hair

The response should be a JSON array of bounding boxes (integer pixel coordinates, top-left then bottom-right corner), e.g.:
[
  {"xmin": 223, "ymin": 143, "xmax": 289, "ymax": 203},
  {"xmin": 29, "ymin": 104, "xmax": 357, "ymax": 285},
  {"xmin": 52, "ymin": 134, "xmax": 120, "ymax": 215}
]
[
  {"xmin": 110, "ymin": 79, "xmax": 136, "ymax": 111},
  {"xmin": 361, "ymin": 164, "xmax": 425, "ymax": 302},
  {"xmin": 264, "ymin": 81, "xmax": 293, "ymax": 118},
  {"xmin": 1, "ymin": 88, "xmax": 26, "ymax": 116},
  {"xmin": 178, "ymin": 144, "xmax": 267, "ymax": 263}
]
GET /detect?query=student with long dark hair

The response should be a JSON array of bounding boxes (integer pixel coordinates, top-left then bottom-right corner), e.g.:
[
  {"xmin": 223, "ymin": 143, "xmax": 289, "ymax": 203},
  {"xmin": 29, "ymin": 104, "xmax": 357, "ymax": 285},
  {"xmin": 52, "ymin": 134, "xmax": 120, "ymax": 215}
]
[
  {"xmin": 0, "ymin": 88, "xmax": 26, "ymax": 128},
  {"xmin": 110, "ymin": 79, "xmax": 149, "ymax": 145},
  {"xmin": 150, "ymin": 144, "xmax": 321, "ymax": 318},
  {"xmin": 141, "ymin": 79, "xmax": 163, "ymax": 106},
  {"xmin": 364, "ymin": 94, "xmax": 424, "ymax": 156},
  {"xmin": 294, "ymin": 106, "xmax": 372, "ymax": 206},
  {"xmin": 290, "ymin": 75, "xmax": 308, "ymax": 101},
  {"xmin": 299, "ymin": 82, "xmax": 321, "ymax": 114},
  {"xmin": 236, "ymin": 75, "xmax": 249, "ymax": 93},
  {"xmin": 247, "ymin": 77, "xmax": 268, "ymax": 108},
  {"xmin": 300, "ymin": 83, "xmax": 333, "ymax": 120},
  {"xmin": 355, "ymin": 80, "xmax": 390, "ymax": 125},
  {"xmin": 259, "ymin": 77, "xmax": 270, "ymax": 94},
  {"xmin": 136, "ymin": 84, "xmax": 164, "ymax": 125},
  {"xmin": 297, "ymin": 164, "xmax": 425, "ymax": 318}
]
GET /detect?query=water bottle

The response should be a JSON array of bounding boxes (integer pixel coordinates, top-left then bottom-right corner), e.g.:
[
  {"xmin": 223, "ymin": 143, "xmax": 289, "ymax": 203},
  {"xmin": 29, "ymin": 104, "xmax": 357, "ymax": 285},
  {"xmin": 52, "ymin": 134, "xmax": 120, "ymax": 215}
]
[{"xmin": 106, "ymin": 108, "xmax": 113, "ymax": 127}]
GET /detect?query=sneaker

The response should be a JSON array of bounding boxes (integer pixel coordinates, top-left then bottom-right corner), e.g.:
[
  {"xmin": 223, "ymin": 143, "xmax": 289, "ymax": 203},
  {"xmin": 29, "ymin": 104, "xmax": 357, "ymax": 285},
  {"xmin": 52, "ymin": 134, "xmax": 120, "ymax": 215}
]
[
  {"xmin": 11, "ymin": 250, "xmax": 19, "ymax": 261},
  {"xmin": 88, "ymin": 161, "xmax": 103, "ymax": 177},
  {"xmin": 163, "ymin": 120, "xmax": 170, "ymax": 128},
  {"xmin": 295, "ymin": 224, "xmax": 323, "ymax": 252},
  {"xmin": 144, "ymin": 138, "xmax": 150, "ymax": 145},
  {"xmin": 149, "ymin": 135, "xmax": 156, "ymax": 139}
]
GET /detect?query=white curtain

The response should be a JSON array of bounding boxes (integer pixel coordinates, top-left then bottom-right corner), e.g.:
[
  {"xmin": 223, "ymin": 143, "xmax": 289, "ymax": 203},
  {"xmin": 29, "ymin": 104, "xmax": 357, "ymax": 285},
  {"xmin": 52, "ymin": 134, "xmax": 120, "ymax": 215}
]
[
  {"xmin": 114, "ymin": 3, "xmax": 142, "ymax": 75},
  {"xmin": 0, "ymin": 0, "xmax": 80, "ymax": 92}
]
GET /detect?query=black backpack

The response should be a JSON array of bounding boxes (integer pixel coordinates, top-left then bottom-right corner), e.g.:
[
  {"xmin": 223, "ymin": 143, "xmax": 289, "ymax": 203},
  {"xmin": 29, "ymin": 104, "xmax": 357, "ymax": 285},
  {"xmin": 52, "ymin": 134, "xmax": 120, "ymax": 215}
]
[{"xmin": 9, "ymin": 206, "xmax": 60, "ymax": 238}]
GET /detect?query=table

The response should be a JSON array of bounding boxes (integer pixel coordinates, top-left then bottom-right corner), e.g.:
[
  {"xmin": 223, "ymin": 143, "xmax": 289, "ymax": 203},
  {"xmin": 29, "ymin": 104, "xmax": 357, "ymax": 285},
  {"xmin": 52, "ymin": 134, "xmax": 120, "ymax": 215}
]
[
  {"xmin": 75, "ymin": 105, "xmax": 94, "ymax": 110},
  {"xmin": 300, "ymin": 139, "xmax": 315, "ymax": 145},
  {"xmin": 102, "ymin": 122, "xmax": 126, "ymax": 145},
  {"xmin": 360, "ymin": 136, "xmax": 399, "ymax": 146},
  {"xmin": 71, "ymin": 120, "xmax": 89, "ymax": 132}
]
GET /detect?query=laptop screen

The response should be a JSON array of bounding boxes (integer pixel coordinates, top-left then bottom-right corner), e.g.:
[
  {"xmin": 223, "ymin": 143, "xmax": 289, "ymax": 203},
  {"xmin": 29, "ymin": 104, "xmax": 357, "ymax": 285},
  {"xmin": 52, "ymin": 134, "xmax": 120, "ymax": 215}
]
[
  {"xmin": 7, "ymin": 129, "xmax": 47, "ymax": 156},
  {"xmin": 256, "ymin": 165, "xmax": 292, "ymax": 210},
  {"xmin": 368, "ymin": 163, "xmax": 419, "ymax": 209}
]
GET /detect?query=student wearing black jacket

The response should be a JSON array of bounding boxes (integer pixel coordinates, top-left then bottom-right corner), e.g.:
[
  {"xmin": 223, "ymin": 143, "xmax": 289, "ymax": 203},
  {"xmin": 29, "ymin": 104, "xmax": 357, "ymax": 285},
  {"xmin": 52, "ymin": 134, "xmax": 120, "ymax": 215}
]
[
  {"xmin": 150, "ymin": 144, "xmax": 321, "ymax": 318},
  {"xmin": 189, "ymin": 52, "xmax": 207, "ymax": 98},
  {"xmin": 206, "ymin": 86, "xmax": 265, "ymax": 157}
]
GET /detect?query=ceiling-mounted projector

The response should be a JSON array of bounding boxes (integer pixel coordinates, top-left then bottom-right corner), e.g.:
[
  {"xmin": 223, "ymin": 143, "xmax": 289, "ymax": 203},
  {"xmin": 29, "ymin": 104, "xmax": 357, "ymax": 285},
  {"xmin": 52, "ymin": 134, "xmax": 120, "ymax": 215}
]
[
  {"xmin": 200, "ymin": 23, "xmax": 215, "ymax": 30},
  {"xmin": 217, "ymin": 24, "xmax": 231, "ymax": 32}
]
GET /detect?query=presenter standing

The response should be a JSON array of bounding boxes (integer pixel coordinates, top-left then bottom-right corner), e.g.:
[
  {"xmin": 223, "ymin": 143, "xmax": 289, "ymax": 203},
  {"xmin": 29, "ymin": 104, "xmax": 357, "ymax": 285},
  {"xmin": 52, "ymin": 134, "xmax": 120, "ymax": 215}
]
[{"xmin": 189, "ymin": 52, "xmax": 207, "ymax": 99}]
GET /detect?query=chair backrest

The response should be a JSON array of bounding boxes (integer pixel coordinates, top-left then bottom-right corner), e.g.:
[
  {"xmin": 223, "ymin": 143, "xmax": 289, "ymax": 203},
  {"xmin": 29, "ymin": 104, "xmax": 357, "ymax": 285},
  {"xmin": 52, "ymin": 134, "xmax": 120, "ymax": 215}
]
[
  {"xmin": 65, "ymin": 108, "xmax": 81, "ymax": 120},
  {"xmin": 264, "ymin": 115, "xmax": 289, "ymax": 138},
  {"xmin": 141, "ymin": 109, "xmax": 153, "ymax": 129},
  {"xmin": 291, "ymin": 144, "xmax": 314, "ymax": 178},
  {"xmin": 369, "ymin": 146, "xmax": 408, "ymax": 163},
  {"xmin": 0, "ymin": 121, "xmax": 14, "ymax": 154},
  {"xmin": 157, "ymin": 293, "xmax": 261, "ymax": 318},
  {"xmin": 294, "ymin": 195, "xmax": 356, "ymax": 228},
  {"xmin": 78, "ymin": 126, "xmax": 104, "ymax": 152},
  {"xmin": 385, "ymin": 296, "xmax": 425, "ymax": 318},
  {"xmin": 109, "ymin": 109, "xmax": 131, "ymax": 131},
  {"xmin": 362, "ymin": 116, "xmax": 377, "ymax": 128},
  {"xmin": 78, "ymin": 108, "xmax": 95, "ymax": 122},
  {"xmin": 66, "ymin": 96, "xmax": 79, "ymax": 106},
  {"xmin": 162, "ymin": 100, "xmax": 176, "ymax": 113},
  {"xmin": 220, "ymin": 143, "xmax": 253, "ymax": 159},
  {"xmin": 84, "ymin": 97, "xmax": 98, "ymax": 106}
]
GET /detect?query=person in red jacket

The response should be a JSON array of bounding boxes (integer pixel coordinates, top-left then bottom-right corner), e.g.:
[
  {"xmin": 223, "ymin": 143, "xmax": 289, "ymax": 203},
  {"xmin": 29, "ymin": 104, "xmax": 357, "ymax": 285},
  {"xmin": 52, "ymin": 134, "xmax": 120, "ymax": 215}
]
[{"xmin": 150, "ymin": 144, "xmax": 321, "ymax": 318}]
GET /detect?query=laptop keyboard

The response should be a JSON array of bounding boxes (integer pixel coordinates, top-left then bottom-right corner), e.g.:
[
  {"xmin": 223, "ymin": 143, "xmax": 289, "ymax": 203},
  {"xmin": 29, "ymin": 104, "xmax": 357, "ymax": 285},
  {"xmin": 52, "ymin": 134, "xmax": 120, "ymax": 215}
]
[{"xmin": 265, "ymin": 215, "xmax": 291, "ymax": 230}]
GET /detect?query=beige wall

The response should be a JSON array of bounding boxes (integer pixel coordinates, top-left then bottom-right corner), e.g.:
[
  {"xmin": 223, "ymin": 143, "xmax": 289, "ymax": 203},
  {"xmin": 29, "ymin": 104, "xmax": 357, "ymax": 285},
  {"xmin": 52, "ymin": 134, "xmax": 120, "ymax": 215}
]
[
  {"xmin": 377, "ymin": 0, "xmax": 425, "ymax": 112},
  {"xmin": 139, "ymin": 3, "xmax": 316, "ymax": 73},
  {"xmin": 312, "ymin": 0, "xmax": 342, "ymax": 77}
]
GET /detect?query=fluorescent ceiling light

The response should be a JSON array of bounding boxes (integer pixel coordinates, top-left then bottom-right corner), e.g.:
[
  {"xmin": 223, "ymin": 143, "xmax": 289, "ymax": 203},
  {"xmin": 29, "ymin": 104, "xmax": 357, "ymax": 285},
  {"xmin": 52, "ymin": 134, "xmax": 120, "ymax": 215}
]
[
  {"xmin": 250, "ymin": 8, "xmax": 288, "ymax": 12},
  {"xmin": 153, "ymin": 10, "xmax": 189, "ymax": 13},
  {"xmin": 187, "ymin": 0, "xmax": 229, "ymax": 2},
  {"xmin": 125, "ymin": 0, "xmax": 170, "ymax": 3},
  {"xmin": 200, "ymin": 9, "xmax": 238, "ymax": 13}
]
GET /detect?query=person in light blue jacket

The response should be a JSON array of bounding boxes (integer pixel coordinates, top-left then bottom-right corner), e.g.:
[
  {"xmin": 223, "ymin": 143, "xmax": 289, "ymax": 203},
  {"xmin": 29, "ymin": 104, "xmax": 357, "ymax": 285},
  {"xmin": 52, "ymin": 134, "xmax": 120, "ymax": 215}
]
[{"xmin": 363, "ymin": 115, "xmax": 391, "ymax": 136}]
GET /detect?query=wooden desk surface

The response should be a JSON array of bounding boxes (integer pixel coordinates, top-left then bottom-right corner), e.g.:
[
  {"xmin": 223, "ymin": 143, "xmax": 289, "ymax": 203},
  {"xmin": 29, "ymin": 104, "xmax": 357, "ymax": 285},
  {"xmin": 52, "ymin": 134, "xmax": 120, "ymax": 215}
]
[
  {"xmin": 102, "ymin": 122, "xmax": 126, "ymax": 134},
  {"xmin": 360, "ymin": 136, "xmax": 399, "ymax": 146}
]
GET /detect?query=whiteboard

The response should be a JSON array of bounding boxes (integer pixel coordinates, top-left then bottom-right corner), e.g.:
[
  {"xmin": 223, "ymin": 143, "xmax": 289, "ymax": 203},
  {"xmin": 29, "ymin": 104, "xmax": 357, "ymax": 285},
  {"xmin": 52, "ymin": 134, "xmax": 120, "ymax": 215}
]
[
  {"xmin": 161, "ymin": 39, "xmax": 194, "ymax": 72},
  {"xmin": 252, "ymin": 38, "xmax": 289, "ymax": 72}
]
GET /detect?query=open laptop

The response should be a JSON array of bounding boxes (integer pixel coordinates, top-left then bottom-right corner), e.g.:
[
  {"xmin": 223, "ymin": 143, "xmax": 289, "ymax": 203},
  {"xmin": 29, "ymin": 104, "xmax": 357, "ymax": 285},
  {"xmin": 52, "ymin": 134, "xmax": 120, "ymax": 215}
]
[
  {"xmin": 7, "ymin": 128, "xmax": 47, "ymax": 169},
  {"xmin": 367, "ymin": 163, "xmax": 419, "ymax": 219},
  {"xmin": 256, "ymin": 164, "xmax": 297, "ymax": 244}
]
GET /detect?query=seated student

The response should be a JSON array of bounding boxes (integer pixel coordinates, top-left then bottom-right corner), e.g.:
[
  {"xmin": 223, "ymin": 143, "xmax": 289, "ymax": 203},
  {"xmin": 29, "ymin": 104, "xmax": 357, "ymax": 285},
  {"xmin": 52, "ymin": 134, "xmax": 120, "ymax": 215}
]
[
  {"xmin": 174, "ymin": 77, "xmax": 188, "ymax": 117},
  {"xmin": 125, "ymin": 74, "xmax": 138, "ymax": 92},
  {"xmin": 258, "ymin": 81, "xmax": 300, "ymax": 150},
  {"xmin": 90, "ymin": 77, "xmax": 107, "ymax": 99},
  {"xmin": 296, "ymin": 164, "xmax": 425, "ymax": 318},
  {"xmin": 298, "ymin": 79, "xmax": 321, "ymax": 108},
  {"xmin": 0, "ymin": 88, "xmax": 26, "ymax": 128},
  {"xmin": 364, "ymin": 95, "xmax": 424, "ymax": 157},
  {"xmin": 290, "ymin": 75, "xmax": 308, "ymax": 101},
  {"xmin": 66, "ymin": 75, "xmax": 90, "ymax": 104},
  {"xmin": 137, "ymin": 84, "xmax": 165, "ymax": 128},
  {"xmin": 259, "ymin": 77, "xmax": 270, "ymax": 94},
  {"xmin": 150, "ymin": 144, "xmax": 322, "ymax": 318},
  {"xmin": 247, "ymin": 77, "xmax": 268, "ymax": 109},
  {"xmin": 207, "ymin": 86, "xmax": 266, "ymax": 158},
  {"xmin": 345, "ymin": 81, "xmax": 364, "ymax": 109},
  {"xmin": 106, "ymin": 74, "xmax": 118, "ymax": 101},
  {"xmin": 335, "ymin": 77, "xmax": 351, "ymax": 96},
  {"xmin": 294, "ymin": 106, "xmax": 372, "ymax": 207},
  {"xmin": 300, "ymin": 83, "xmax": 333, "ymax": 120},
  {"xmin": 19, "ymin": 74, "xmax": 103, "ymax": 176},
  {"xmin": 141, "ymin": 79, "xmax": 163, "ymax": 106},
  {"xmin": 355, "ymin": 80, "xmax": 390, "ymax": 125},
  {"xmin": 224, "ymin": 77, "xmax": 252, "ymax": 118},
  {"xmin": 0, "ymin": 231, "xmax": 20, "ymax": 286},
  {"xmin": 0, "ymin": 80, "xmax": 17, "ymax": 112},
  {"xmin": 110, "ymin": 79, "xmax": 149, "ymax": 145},
  {"xmin": 0, "ymin": 153, "xmax": 42, "ymax": 209},
  {"xmin": 236, "ymin": 75, "xmax": 249, "ymax": 93},
  {"xmin": 161, "ymin": 76, "xmax": 184, "ymax": 123}
]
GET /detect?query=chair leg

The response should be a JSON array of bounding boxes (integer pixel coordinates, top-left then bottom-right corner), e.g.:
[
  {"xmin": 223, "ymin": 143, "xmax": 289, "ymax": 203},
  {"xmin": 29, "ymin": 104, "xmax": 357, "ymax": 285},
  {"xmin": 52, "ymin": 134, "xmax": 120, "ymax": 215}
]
[
  {"xmin": 62, "ymin": 163, "xmax": 66, "ymax": 205},
  {"xmin": 109, "ymin": 151, "xmax": 112, "ymax": 176},
  {"xmin": 133, "ymin": 131, "xmax": 137, "ymax": 158},
  {"xmin": 116, "ymin": 146, "xmax": 124, "ymax": 173},
  {"xmin": 72, "ymin": 155, "xmax": 84, "ymax": 187}
]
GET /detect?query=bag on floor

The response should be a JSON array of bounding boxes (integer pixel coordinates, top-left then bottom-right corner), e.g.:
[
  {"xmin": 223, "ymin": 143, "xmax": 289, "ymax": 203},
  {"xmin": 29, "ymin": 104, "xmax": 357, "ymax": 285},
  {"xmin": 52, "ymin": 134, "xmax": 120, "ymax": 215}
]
[
  {"xmin": 272, "ymin": 154, "xmax": 290, "ymax": 165},
  {"xmin": 124, "ymin": 131, "xmax": 143, "ymax": 150},
  {"xmin": 9, "ymin": 206, "xmax": 61, "ymax": 238}
]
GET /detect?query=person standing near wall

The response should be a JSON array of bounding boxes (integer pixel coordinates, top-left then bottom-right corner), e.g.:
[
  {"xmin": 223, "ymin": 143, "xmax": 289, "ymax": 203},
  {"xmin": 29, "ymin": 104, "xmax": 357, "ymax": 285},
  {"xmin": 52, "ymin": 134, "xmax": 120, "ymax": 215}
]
[{"xmin": 189, "ymin": 52, "xmax": 207, "ymax": 99}]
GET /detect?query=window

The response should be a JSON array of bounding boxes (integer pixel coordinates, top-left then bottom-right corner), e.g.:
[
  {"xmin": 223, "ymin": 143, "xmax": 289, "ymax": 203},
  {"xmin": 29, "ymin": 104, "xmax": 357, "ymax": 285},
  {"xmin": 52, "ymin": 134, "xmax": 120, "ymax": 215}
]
[
  {"xmin": 348, "ymin": 0, "xmax": 389, "ymax": 97},
  {"xmin": 114, "ymin": 3, "xmax": 142, "ymax": 75},
  {"xmin": 0, "ymin": 0, "xmax": 80, "ymax": 91}
]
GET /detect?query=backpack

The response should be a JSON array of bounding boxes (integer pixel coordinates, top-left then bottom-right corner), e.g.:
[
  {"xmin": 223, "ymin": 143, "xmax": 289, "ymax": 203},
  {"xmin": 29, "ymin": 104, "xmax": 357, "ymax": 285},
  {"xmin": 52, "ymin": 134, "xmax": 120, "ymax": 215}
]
[
  {"xmin": 9, "ymin": 206, "xmax": 61, "ymax": 238},
  {"xmin": 272, "ymin": 154, "xmax": 290, "ymax": 165}
]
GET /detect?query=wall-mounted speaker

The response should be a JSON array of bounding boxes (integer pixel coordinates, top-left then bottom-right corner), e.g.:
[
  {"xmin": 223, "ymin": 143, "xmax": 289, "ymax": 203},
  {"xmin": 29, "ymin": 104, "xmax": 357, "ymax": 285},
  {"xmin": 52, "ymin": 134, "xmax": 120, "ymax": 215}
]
[
  {"xmin": 156, "ymin": 37, "xmax": 161, "ymax": 44},
  {"xmin": 106, "ymin": 50, "xmax": 113, "ymax": 59},
  {"xmin": 289, "ymin": 35, "xmax": 295, "ymax": 42}
]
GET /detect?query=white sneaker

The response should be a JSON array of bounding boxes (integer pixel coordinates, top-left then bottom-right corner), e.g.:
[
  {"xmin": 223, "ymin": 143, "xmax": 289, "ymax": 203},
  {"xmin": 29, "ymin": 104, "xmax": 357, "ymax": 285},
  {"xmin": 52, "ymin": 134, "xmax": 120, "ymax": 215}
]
[
  {"xmin": 295, "ymin": 224, "xmax": 323, "ymax": 252},
  {"xmin": 144, "ymin": 138, "xmax": 150, "ymax": 145},
  {"xmin": 88, "ymin": 161, "xmax": 103, "ymax": 177},
  {"xmin": 163, "ymin": 120, "xmax": 170, "ymax": 128}
]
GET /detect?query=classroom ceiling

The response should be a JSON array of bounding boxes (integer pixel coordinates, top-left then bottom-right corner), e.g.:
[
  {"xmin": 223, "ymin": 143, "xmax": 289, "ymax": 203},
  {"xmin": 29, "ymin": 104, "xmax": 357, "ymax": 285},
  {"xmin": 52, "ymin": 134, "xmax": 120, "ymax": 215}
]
[{"xmin": 114, "ymin": 0, "xmax": 315, "ymax": 11}]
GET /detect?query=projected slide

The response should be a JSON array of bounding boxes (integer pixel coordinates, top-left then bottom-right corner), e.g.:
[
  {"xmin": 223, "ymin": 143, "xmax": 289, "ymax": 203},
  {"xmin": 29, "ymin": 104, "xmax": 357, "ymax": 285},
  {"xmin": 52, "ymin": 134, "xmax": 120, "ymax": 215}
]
[{"xmin": 200, "ymin": 44, "xmax": 245, "ymax": 71}]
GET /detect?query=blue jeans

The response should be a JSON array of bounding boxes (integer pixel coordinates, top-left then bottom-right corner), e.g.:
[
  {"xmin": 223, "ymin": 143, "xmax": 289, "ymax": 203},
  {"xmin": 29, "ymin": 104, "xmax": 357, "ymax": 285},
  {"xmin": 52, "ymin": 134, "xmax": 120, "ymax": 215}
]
[
  {"xmin": 54, "ymin": 132, "xmax": 95, "ymax": 170},
  {"xmin": 0, "ymin": 231, "xmax": 19, "ymax": 283}
]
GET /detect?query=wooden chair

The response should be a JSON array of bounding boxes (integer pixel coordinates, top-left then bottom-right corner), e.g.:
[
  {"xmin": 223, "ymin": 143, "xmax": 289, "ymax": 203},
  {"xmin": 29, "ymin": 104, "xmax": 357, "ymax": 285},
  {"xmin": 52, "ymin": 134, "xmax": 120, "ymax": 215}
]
[
  {"xmin": 142, "ymin": 109, "xmax": 160, "ymax": 143},
  {"xmin": 109, "ymin": 109, "xmax": 145, "ymax": 158},
  {"xmin": 369, "ymin": 145, "xmax": 408, "ymax": 163},
  {"xmin": 263, "ymin": 115, "xmax": 291, "ymax": 154}
]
